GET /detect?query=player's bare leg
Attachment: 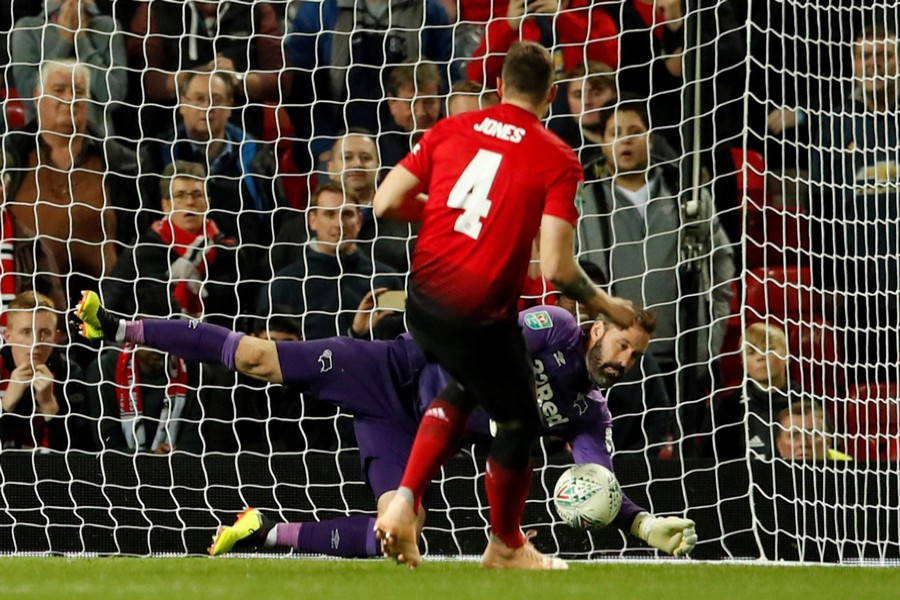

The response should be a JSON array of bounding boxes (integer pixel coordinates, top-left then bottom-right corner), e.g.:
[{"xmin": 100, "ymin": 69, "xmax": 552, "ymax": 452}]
[
  {"xmin": 377, "ymin": 490, "xmax": 426, "ymax": 536},
  {"xmin": 481, "ymin": 530, "xmax": 568, "ymax": 570},
  {"xmin": 374, "ymin": 487, "xmax": 421, "ymax": 568}
]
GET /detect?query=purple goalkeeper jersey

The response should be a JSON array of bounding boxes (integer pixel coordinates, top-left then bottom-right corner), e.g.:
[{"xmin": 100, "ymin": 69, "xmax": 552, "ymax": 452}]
[{"xmin": 274, "ymin": 305, "xmax": 644, "ymax": 531}]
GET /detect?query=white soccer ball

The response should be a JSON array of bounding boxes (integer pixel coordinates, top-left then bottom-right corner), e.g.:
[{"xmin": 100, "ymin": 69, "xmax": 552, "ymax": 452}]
[{"xmin": 553, "ymin": 463, "xmax": 623, "ymax": 530}]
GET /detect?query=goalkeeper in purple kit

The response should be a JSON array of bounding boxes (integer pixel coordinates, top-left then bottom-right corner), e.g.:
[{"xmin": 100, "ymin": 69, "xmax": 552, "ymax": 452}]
[{"xmin": 75, "ymin": 291, "xmax": 697, "ymax": 559}]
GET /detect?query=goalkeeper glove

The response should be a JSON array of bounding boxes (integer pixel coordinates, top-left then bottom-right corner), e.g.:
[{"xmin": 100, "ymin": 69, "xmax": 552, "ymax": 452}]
[{"xmin": 631, "ymin": 512, "xmax": 697, "ymax": 557}]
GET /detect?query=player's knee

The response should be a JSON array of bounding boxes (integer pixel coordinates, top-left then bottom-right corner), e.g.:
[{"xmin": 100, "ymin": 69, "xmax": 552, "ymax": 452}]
[
  {"xmin": 491, "ymin": 418, "xmax": 539, "ymax": 469},
  {"xmin": 494, "ymin": 416, "xmax": 540, "ymax": 448},
  {"xmin": 439, "ymin": 381, "xmax": 477, "ymax": 412}
]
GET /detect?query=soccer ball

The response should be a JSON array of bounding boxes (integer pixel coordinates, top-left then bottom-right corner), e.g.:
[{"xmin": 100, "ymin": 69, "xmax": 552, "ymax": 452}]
[{"xmin": 553, "ymin": 463, "xmax": 623, "ymax": 530}]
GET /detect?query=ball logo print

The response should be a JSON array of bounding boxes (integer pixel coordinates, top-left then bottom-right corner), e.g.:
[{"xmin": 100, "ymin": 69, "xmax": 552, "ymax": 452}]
[{"xmin": 553, "ymin": 463, "xmax": 623, "ymax": 529}]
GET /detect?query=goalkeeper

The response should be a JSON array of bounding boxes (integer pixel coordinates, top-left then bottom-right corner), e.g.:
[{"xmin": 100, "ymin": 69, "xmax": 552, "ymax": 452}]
[{"xmin": 75, "ymin": 291, "xmax": 697, "ymax": 559}]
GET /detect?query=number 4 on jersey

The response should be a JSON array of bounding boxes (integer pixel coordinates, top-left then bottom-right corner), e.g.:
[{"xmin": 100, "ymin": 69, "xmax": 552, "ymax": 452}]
[{"xmin": 446, "ymin": 149, "xmax": 502, "ymax": 239}]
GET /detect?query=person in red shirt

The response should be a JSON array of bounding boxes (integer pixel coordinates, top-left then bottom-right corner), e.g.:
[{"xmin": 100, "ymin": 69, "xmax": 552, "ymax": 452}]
[
  {"xmin": 372, "ymin": 41, "xmax": 633, "ymax": 570},
  {"xmin": 466, "ymin": 0, "xmax": 619, "ymax": 85}
]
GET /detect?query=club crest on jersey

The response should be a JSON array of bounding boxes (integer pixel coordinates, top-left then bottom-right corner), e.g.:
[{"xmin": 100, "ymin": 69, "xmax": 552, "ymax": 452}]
[
  {"xmin": 318, "ymin": 349, "xmax": 333, "ymax": 373},
  {"xmin": 525, "ymin": 311, "xmax": 553, "ymax": 330},
  {"xmin": 574, "ymin": 394, "xmax": 589, "ymax": 415}
]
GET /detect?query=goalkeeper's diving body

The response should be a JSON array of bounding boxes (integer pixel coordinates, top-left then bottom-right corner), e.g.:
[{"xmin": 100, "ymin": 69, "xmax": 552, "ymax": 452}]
[{"xmin": 75, "ymin": 292, "xmax": 697, "ymax": 560}]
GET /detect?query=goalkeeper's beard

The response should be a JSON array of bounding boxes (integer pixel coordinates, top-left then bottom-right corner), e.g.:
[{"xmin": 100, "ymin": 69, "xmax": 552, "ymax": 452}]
[{"xmin": 586, "ymin": 338, "xmax": 625, "ymax": 389}]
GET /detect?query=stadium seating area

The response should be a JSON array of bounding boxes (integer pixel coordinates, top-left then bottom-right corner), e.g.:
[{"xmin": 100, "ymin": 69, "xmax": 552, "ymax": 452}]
[{"xmin": 0, "ymin": 0, "xmax": 893, "ymax": 465}]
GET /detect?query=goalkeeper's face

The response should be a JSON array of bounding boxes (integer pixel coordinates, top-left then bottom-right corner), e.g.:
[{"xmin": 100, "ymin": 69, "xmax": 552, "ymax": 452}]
[
  {"xmin": 585, "ymin": 320, "xmax": 650, "ymax": 388},
  {"xmin": 5, "ymin": 309, "xmax": 59, "ymax": 368}
]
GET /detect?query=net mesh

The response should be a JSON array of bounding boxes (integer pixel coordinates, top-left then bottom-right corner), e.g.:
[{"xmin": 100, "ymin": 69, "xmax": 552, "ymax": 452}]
[{"xmin": 0, "ymin": 0, "xmax": 895, "ymax": 562}]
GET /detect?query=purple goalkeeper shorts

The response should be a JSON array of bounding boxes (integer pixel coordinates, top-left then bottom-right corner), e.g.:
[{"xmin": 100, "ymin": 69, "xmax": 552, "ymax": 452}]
[{"xmin": 275, "ymin": 336, "xmax": 424, "ymax": 499}]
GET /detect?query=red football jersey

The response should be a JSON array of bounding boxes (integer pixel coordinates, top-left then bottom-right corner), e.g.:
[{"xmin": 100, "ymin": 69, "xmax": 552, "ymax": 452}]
[{"xmin": 400, "ymin": 103, "xmax": 582, "ymax": 321}]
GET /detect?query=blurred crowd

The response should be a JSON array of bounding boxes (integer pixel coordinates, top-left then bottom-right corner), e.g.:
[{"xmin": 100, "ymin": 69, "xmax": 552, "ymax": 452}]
[{"xmin": 0, "ymin": 0, "xmax": 895, "ymax": 463}]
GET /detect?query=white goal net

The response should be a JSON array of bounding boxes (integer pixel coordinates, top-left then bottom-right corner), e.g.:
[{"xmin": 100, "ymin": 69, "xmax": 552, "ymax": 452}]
[{"xmin": 0, "ymin": 0, "xmax": 896, "ymax": 563}]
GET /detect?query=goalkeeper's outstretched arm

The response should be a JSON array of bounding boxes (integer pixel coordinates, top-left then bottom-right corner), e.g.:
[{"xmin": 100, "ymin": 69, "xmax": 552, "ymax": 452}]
[
  {"xmin": 631, "ymin": 512, "xmax": 698, "ymax": 557},
  {"xmin": 570, "ymin": 435, "xmax": 697, "ymax": 557}
]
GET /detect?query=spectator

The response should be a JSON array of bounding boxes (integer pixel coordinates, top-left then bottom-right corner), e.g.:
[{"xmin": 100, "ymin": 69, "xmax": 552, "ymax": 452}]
[
  {"xmin": 85, "ymin": 341, "xmax": 201, "ymax": 454},
  {"xmin": 378, "ymin": 61, "xmax": 444, "ymax": 169},
  {"xmin": 810, "ymin": 23, "xmax": 900, "ymax": 385},
  {"xmin": 446, "ymin": 80, "xmax": 499, "ymax": 117},
  {"xmin": 154, "ymin": 69, "xmax": 278, "ymax": 250},
  {"xmin": 466, "ymin": 0, "xmax": 618, "ymax": 85},
  {"xmin": 707, "ymin": 323, "xmax": 807, "ymax": 461},
  {"xmin": 10, "ymin": 0, "xmax": 128, "ymax": 136},
  {"xmin": 271, "ymin": 131, "xmax": 379, "ymax": 270},
  {"xmin": 775, "ymin": 400, "xmax": 852, "ymax": 462},
  {"xmin": 578, "ymin": 98, "xmax": 734, "ymax": 412},
  {"xmin": 604, "ymin": 0, "xmax": 745, "ymax": 240},
  {"xmin": 328, "ymin": 131, "xmax": 380, "ymax": 208},
  {"xmin": 102, "ymin": 161, "xmax": 241, "ymax": 327},
  {"xmin": 3, "ymin": 59, "xmax": 145, "ymax": 301},
  {"xmin": 549, "ymin": 61, "xmax": 617, "ymax": 166},
  {"xmin": 273, "ymin": 131, "xmax": 418, "ymax": 273},
  {"xmin": 0, "ymin": 190, "xmax": 66, "ymax": 325},
  {"xmin": 127, "ymin": 1, "xmax": 287, "ymax": 138},
  {"xmin": 0, "ymin": 291, "xmax": 87, "ymax": 450},
  {"xmin": 257, "ymin": 182, "xmax": 402, "ymax": 341},
  {"xmin": 603, "ymin": 0, "xmax": 684, "ymax": 143},
  {"xmin": 286, "ymin": 0, "xmax": 451, "ymax": 163}
]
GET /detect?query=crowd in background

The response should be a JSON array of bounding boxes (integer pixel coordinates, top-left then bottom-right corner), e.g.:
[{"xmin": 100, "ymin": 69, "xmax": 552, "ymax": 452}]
[{"xmin": 0, "ymin": 0, "xmax": 894, "ymax": 463}]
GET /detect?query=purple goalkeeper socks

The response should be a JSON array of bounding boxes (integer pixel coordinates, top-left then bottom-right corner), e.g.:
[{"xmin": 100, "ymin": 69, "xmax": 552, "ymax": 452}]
[
  {"xmin": 125, "ymin": 319, "xmax": 244, "ymax": 369},
  {"xmin": 278, "ymin": 516, "xmax": 377, "ymax": 558}
]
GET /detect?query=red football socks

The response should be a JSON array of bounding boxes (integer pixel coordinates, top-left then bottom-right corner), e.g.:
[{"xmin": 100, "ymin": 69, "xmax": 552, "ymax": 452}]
[
  {"xmin": 399, "ymin": 399, "xmax": 469, "ymax": 513},
  {"xmin": 485, "ymin": 456, "xmax": 532, "ymax": 548}
]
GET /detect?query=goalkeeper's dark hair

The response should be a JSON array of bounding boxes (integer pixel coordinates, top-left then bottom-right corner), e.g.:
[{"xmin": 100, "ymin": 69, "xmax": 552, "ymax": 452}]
[
  {"xmin": 501, "ymin": 41, "xmax": 554, "ymax": 105},
  {"xmin": 596, "ymin": 305, "xmax": 656, "ymax": 337},
  {"xmin": 159, "ymin": 160, "xmax": 207, "ymax": 201}
]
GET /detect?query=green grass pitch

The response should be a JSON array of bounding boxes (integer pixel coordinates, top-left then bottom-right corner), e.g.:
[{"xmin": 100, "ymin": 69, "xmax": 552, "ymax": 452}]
[{"xmin": 1, "ymin": 557, "xmax": 898, "ymax": 600}]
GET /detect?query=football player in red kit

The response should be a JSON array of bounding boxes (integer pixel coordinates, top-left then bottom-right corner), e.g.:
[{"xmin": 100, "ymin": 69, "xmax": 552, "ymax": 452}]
[{"xmin": 372, "ymin": 41, "xmax": 634, "ymax": 570}]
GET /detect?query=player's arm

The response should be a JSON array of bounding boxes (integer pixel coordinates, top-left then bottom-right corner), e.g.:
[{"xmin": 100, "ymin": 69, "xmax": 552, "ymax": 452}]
[
  {"xmin": 570, "ymin": 428, "xmax": 697, "ymax": 557},
  {"xmin": 539, "ymin": 215, "xmax": 634, "ymax": 328},
  {"xmin": 373, "ymin": 165, "xmax": 427, "ymax": 223}
]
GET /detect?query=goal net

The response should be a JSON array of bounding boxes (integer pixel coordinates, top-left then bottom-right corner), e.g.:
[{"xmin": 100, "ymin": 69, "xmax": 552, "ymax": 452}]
[{"xmin": 0, "ymin": 0, "xmax": 896, "ymax": 563}]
